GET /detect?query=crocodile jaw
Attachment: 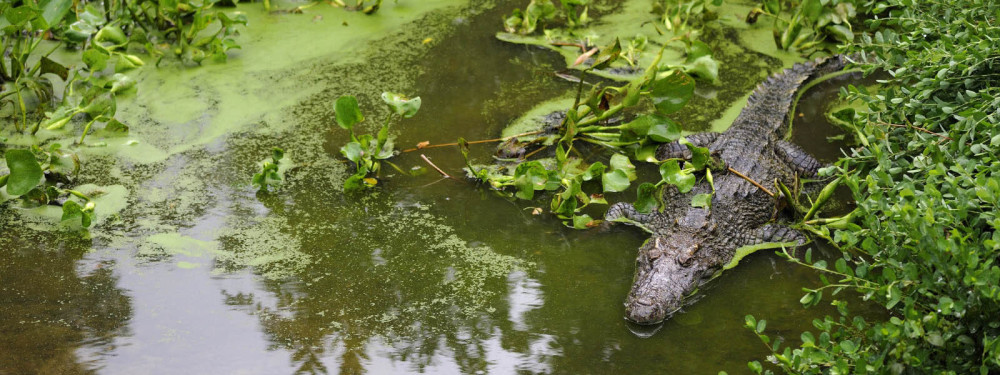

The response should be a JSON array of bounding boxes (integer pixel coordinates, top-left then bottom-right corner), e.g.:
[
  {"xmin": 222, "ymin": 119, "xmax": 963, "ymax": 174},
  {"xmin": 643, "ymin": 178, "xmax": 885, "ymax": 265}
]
[{"xmin": 624, "ymin": 236, "xmax": 703, "ymax": 325}]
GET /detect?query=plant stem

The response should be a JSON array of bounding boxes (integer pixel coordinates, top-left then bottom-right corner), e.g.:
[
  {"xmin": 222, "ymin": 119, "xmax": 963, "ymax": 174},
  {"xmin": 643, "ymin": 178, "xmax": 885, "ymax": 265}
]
[{"xmin": 78, "ymin": 118, "xmax": 98, "ymax": 144}]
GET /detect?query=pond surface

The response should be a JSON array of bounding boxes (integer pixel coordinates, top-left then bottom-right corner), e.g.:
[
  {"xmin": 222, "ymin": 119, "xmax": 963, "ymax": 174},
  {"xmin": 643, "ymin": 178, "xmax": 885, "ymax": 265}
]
[{"xmin": 1, "ymin": 1, "xmax": 852, "ymax": 374}]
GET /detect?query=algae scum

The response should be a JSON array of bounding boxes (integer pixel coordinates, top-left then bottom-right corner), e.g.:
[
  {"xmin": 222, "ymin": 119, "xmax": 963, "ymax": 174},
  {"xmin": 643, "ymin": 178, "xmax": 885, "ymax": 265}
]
[{"xmin": 1, "ymin": 1, "xmax": 849, "ymax": 373}]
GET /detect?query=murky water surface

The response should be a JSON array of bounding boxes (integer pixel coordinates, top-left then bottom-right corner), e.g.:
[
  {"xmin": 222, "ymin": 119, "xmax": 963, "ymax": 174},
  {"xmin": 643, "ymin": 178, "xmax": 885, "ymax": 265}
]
[{"xmin": 1, "ymin": 1, "xmax": 854, "ymax": 373}]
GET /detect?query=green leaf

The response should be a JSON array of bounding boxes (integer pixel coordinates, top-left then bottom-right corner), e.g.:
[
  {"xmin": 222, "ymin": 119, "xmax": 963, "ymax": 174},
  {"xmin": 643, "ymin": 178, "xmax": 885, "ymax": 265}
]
[
  {"xmin": 95, "ymin": 25, "xmax": 128, "ymax": 49},
  {"xmin": 591, "ymin": 38, "xmax": 621, "ymax": 70},
  {"xmin": 513, "ymin": 161, "xmax": 548, "ymax": 200},
  {"xmin": 40, "ymin": 56, "xmax": 68, "ymax": 80},
  {"xmin": 660, "ymin": 160, "xmax": 695, "ymax": 193},
  {"xmin": 647, "ymin": 118, "xmax": 681, "ymax": 143},
  {"xmin": 609, "ymin": 154, "xmax": 636, "ymax": 180},
  {"xmin": 572, "ymin": 214, "xmax": 595, "ymax": 229},
  {"xmin": 681, "ymin": 138, "xmax": 711, "ymax": 170},
  {"xmin": 691, "ymin": 193, "xmax": 712, "ymax": 209},
  {"xmin": 4, "ymin": 150, "xmax": 43, "ymax": 196},
  {"xmin": 343, "ymin": 172, "xmax": 367, "ymax": 191},
  {"xmin": 340, "ymin": 142, "xmax": 364, "ymax": 164},
  {"xmin": 335, "ymin": 96, "xmax": 364, "ymax": 131},
  {"xmin": 39, "ymin": 0, "xmax": 72, "ymax": 29},
  {"xmin": 581, "ymin": 161, "xmax": 605, "ymax": 181},
  {"xmin": 82, "ymin": 49, "xmax": 110, "ymax": 71},
  {"xmin": 635, "ymin": 182, "xmax": 659, "ymax": 213},
  {"xmin": 649, "ymin": 71, "xmax": 695, "ymax": 115},
  {"xmin": 602, "ymin": 169, "xmax": 631, "ymax": 192},
  {"xmin": 5, "ymin": 6, "xmax": 42, "ymax": 27},
  {"xmin": 381, "ymin": 92, "xmax": 421, "ymax": 118}
]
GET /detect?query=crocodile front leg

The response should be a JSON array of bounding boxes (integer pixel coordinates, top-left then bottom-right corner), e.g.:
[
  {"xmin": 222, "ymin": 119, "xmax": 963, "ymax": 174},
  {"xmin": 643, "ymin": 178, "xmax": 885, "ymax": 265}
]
[
  {"xmin": 656, "ymin": 132, "xmax": 720, "ymax": 160},
  {"xmin": 605, "ymin": 202, "xmax": 655, "ymax": 233},
  {"xmin": 776, "ymin": 140, "xmax": 823, "ymax": 177},
  {"xmin": 744, "ymin": 224, "xmax": 808, "ymax": 246}
]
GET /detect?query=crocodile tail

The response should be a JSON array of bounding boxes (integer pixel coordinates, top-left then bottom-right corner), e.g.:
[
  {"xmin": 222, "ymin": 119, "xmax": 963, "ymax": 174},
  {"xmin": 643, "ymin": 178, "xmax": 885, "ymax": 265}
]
[{"xmin": 734, "ymin": 55, "xmax": 850, "ymax": 137}]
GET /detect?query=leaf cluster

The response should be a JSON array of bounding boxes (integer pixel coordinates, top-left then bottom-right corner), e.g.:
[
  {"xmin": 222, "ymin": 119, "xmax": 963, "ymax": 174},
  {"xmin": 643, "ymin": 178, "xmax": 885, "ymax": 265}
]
[
  {"xmin": 747, "ymin": 0, "xmax": 863, "ymax": 53},
  {"xmin": 1, "ymin": 147, "xmax": 95, "ymax": 227},
  {"xmin": 748, "ymin": 1, "xmax": 1000, "ymax": 373},
  {"xmin": 503, "ymin": 0, "xmax": 590, "ymax": 35},
  {"xmin": 335, "ymin": 92, "xmax": 421, "ymax": 191}
]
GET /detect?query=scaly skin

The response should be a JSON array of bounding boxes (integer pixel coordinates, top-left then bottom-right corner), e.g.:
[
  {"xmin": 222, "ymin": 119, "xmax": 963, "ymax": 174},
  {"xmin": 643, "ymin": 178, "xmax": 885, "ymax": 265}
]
[{"xmin": 607, "ymin": 56, "xmax": 848, "ymax": 324}]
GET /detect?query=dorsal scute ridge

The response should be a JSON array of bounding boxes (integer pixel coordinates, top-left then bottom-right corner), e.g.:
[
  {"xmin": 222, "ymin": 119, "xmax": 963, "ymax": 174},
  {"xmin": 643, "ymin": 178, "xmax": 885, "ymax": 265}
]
[{"xmin": 733, "ymin": 55, "xmax": 848, "ymax": 137}]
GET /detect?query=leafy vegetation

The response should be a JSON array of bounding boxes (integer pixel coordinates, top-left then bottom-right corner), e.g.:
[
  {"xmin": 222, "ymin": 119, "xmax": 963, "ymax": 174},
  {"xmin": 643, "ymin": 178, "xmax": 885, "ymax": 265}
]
[
  {"xmin": 745, "ymin": 0, "xmax": 1000, "ymax": 373},
  {"xmin": 334, "ymin": 92, "xmax": 421, "ymax": 191},
  {"xmin": 746, "ymin": 0, "xmax": 860, "ymax": 53}
]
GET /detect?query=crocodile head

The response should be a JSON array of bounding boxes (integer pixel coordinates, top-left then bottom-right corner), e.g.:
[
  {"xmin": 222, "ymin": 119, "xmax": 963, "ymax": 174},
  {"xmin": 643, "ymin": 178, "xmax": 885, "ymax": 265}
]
[{"xmin": 625, "ymin": 233, "xmax": 709, "ymax": 324}]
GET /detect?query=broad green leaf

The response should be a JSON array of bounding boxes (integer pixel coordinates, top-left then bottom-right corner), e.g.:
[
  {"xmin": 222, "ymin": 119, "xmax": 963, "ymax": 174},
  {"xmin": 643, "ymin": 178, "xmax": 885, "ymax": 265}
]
[
  {"xmin": 40, "ymin": 56, "xmax": 68, "ymax": 80},
  {"xmin": 82, "ymin": 49, "xmax": 109, "ymax": 71},
  {"xmin": 635, "ymin": 182, "xmax": 659, "ymax": 213},
  {"xmin": 602, "ymin": 169, "xmax": 631, "ymax": 192},
  {"xmin": 4, "ymin": 150, "xmax": 43, "ymax": 196},
  {"xmin": 591, "ymin": 38, "xmax": 621, "ymax": 70},
  {"xmin": 647, "ymin": 118, "xmax": 681, "ymax": 143},
  {"xmin": 581, "ymin": 161, "xmax": 605, "ymax": 182},
  {"xmin": 660, "ymin": 160, "xmax": 695, "ymax": 193},
  {"xmin": 343, "ymin": 172, "xmax": 367, "ymax": 191},
  {"xmin": 681, "ymin": 138, "xmax": 711, "ymax": 170},
  {"xmin": 5, "ymin": 6, "xmax": 41, "ymax": 27},
  {"xmin": 572, "ymin": 214, "xmax": 595, "ymax": 229},
  {"xmin": 335, "ymin": 96, "xmax": 364, "ymax": 130},
  {"xmin": 609, "ymin": 154, "xmax": 636, "ymax": 180},
  {"xmin": 39, "ymin": 0, "xmax": 72, "ymax": 29},
  {"xmin": 95, "ymin": 25, "xmax": 128, "ymax": 48},
  {"xmin": 340, "ymin": 142, "xmax": 364, "ymax": 164},
  {"xmin": 108, "ymin": 73, "xmax": 136, "ymax": 93},
  {"xmin": 649, "ymin": 71, "xmax": 695, "ymax": 115},
  {"xmin": 513, "ymin": 161, "xmax": 548, "ymax": 200},
  {"xmin": 61, "ymin": 200, "xmax": 84, "ymax": 224},
  {"xmin": 691, "ymin": 193, "xmax": 712, "ymax": 209},
  {"xmin": 381, "ymin": 92, "xmax": 421, "ymax": 118}
]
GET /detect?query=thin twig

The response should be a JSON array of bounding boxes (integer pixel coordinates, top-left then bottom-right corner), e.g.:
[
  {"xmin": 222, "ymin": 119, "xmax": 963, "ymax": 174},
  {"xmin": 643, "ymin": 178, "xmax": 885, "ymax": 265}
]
[
  {"xmin": 728, "ymin": 167, "xmax": 775, "ymax": 197},
  {"xmin": 420, "ymin": 154, "xmax": 452, "ymax": 179},
  {"xmin": 401, "ymin": 130, "xmax": 545, "ymax": 153},
  {"xmin": 875, "ymin": 121, "xmax": 952, "ymax": 141}
]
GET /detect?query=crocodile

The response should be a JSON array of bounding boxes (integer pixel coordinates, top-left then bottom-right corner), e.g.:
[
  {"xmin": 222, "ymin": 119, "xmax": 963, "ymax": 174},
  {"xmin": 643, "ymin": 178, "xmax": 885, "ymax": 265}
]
[{"xmin": 606, "ymin": 56, "xmax": 849, "ymax": 325}]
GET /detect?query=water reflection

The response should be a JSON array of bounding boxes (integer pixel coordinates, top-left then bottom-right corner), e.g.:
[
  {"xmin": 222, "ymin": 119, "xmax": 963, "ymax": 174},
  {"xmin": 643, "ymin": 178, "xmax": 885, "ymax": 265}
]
[{"xmin": 0, "ymin": 231, "xmax": 132, "ymax": 374}]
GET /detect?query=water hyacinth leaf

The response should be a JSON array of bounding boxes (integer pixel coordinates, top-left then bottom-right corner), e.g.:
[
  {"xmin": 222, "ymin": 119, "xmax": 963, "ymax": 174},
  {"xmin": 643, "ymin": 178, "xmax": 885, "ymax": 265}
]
[
  {"xmin": 40, "ymin": 56, "xmax": 69, "ymax": 80},
  {"xmin": 5, "ymin": 150, "xmax": 43, "ymax": 196},
  {"xmin": 104, "ymin": 118, "xmax": 129, "ymax": 134},
  {"xmin": 61, "ymin": 200, "xmax": 89, "ymax": 227},
  {"xmin": 609, "ymin": 154, "xmax": 637, "ymax": 181},
  {"xmin": 381, "ymin": 92, "xmax": 421, "ymax": 118},
  {"xmin": 513, "ymin": 161, "xmax": 548, "ymax": 200},
  {"xmin": 343, "ymin": 172, "xmax": 366, "ymax": 191},
  {"xmin": 109, "ymin": 73, "xmax": 136, "ymax": 94},
  {"xmin": 650, "ymin": 71, "xmax": 695, "ymax": 115},
  {"xmin": 634, "ymin": 144, "xmax": 659, "ymax": 162},
  {"xmin": 572, "ymin": 214, "xmax": 595, "ymax": 229},
  {"xmin": 591, "ymin": 38, "xmax": 621, "ymax": 70},
  {"xmin": 39, "ymin": 0, "xmax": 72, "ymax": 30},
  {"xmin": 335, "ymin": 95, "xmax": 364, "ymax": 131},
  {"xmin": 581, "ymin": 161, "xmax": 605, "ymax": 181},
  {"xmin": 4, "ymin": 5, "xmax": 41, "ymax": 28},
  {"xmin": 95, "ymin": 25, "xmax": 128, "ymax": 49},
  {"xmin": 602, "ymin": 169, "xmax": 631, "ymax": 192},
  {"xmin": 82, "ymin": 49, "xmax": 109, "ymax": 71},
  {"xmin": 340, "ymin": 141, "xmax": 364, "ymax": 164},
  {"xmin": 660, "ymin": 160, "xmax": 695, "ymax": 193},
  {"xmin": 681, "ymin": 138, "xmax": 710, "ymax": 169},
  {"xmin": 635, "ymin": 182, "xmax": 659, "ymax": 213},
  {"xmin": 647, "ymin": 118, "xmax": 681, "ymax": 143},
  {"xmin": 691, "ymin": 193, "xmax": 712, "ymax": 209}
]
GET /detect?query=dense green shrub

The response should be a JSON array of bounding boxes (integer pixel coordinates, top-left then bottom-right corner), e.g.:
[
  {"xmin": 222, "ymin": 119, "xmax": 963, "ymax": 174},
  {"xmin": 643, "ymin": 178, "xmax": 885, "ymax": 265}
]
[{"xmin": 749, "ymin": 0, "xmax": 1000, "ymax": 373}]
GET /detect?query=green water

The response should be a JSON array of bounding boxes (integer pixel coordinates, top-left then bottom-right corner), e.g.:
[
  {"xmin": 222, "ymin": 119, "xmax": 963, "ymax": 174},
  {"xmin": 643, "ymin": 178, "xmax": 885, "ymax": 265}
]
[{"xmin": 1, "ymin": 1, "xmax": 855, "ymax": 373}]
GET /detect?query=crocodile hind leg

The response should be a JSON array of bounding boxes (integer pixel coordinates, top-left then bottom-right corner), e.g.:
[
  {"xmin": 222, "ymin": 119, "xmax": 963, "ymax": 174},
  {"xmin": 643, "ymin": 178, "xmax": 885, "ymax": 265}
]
[
  {"xmin": 776, "ymin": 140, "xmax": 824, "ymax": 177},
  {"xmin": 656, "ymin": 132, "xmax": 720, "ymax": 160}
]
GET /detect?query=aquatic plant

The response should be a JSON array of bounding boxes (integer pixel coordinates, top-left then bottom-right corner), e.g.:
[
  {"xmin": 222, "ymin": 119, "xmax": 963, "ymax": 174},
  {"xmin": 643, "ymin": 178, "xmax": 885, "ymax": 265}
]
[
  {"xmin": 1, "ymin": 147, "xmax": 95, "ymax": 227},
  {"xmin": 457, "ymin": 37, "xmax": 720, "ymax": 228},
  {"xmin": 747, "ymin": 0, "xmax": 1000, "ymax": 373},
  {"xmin": 745, "ymin": 0, "xmax": 861, "ymax": 53},
  {"xmin": 335, "ymin": 92, "xmax": 421, "ymax": 191},
  {"xmin": 251, "ymin": 147, "xmax": 289, "ymax": 193}
]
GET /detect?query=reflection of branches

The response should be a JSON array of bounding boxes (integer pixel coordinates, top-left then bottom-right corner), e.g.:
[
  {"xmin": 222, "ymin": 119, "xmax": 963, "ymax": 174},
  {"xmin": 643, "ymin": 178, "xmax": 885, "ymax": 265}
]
[{"xmin": 0, "ymin": 232, "xmax": 133, "ymax": 374}]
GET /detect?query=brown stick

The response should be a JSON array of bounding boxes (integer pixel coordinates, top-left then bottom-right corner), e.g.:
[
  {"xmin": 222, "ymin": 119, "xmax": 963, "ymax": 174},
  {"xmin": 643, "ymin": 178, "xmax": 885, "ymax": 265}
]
[
  {"xmin": 420, "ymin": 154, "xmax": 452, "ymax": 179},
  {"xmin": 875, "ymin": 122, "xmax": 952, "ymax": 141},
  {"xmin": 401, "ymin": 130, "xmax": 545, "ymax": 153},
  {"xmin": 728, "ymin": 167, "xmax": 775, "ymax": 197}
]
